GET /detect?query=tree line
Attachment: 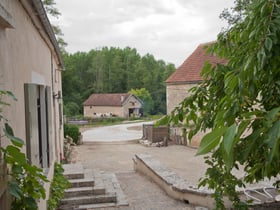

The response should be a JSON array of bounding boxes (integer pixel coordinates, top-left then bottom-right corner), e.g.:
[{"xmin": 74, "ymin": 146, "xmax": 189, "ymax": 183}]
[{"xmin": 62, "ymin": 47, "xmax": 175, "ymax": 116}]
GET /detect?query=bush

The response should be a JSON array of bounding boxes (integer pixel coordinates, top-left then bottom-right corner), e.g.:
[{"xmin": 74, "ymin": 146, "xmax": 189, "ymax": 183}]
[
  {"xmin": 47, "ymin": 162, "xmax": 70, "ymax": 210},
  {"xmin": 64, "ymin": 102, "xmax": 81, "ymax": 116},
  {"xmin": 64, "ymin": 123, "xmax": 80, "ymax": 144}
]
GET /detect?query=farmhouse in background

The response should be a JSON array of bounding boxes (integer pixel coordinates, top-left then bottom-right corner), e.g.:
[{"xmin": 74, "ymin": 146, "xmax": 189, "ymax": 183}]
[
  {"xmin": 0, "ymin": 0, "xmax": 64, "ymax": 209},
  {"xmin": 165, "ymin": 42, "xmax": 226, "ymax": 147},
  {"xmin": 83, "ymin": 93, "xmax": 143, "ymax": 118}
]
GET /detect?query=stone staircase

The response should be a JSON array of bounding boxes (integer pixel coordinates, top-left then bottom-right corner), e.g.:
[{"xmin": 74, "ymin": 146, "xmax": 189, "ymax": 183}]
[{"xmin": 59, "ymin": 163, "xmax": 128, "ymax": 210}]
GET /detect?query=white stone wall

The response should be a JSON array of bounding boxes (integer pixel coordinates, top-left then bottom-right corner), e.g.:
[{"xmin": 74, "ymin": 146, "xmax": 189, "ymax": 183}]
[
  {"xmin": 84, "ymin": 95, "xmax": 142, "ymax": 118},
  {"xmin": 84, "ymin": 106, "xmax": 123, "ymax": 117},
  {"xmin": 0, "ymin": 1, "xmax": 63, "ymax": 209},
  {"xmin": 166, "ymin": 82, "xmax": 206, "ymax": 147},
  {"xmin": 166, "ymin": 83, "xmax": 197, "ymax": 114}
]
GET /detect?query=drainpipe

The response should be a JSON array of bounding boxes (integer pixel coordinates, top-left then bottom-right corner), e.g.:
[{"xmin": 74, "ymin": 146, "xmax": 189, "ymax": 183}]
[{"xmin": 51, "ymin": 54, "xmax": 59, "ymax": 161}]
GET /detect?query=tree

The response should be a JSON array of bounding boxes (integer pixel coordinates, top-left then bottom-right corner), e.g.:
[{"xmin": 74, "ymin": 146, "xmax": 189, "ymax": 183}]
[
  {"xmin": 42, "ymin": 0, "xmax": 67, "ymax": 52},
  {"xmin": 62, "ymin": 47, "xmax": 175, "ymax": 116},
  {"xmin": 162, "ymin": 0, "xmax": 280, "ymax": 208},
  {"xmin": 42, "ymin": 0, "xmax": 60, "ymax": 17}
]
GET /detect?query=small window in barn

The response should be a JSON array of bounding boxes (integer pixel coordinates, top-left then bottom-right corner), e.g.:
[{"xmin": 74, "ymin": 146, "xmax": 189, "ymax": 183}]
[{"xmin": 90, "ymin": 106, "xmax": 92, "ymax": 109}]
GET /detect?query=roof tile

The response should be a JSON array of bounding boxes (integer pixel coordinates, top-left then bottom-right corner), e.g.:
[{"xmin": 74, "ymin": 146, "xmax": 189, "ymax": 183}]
[
  {"xmin": 166, "ymin": 42, "xmax": 226, "ymax": 83},
  {"xmin": 83, "ymin": 93, "xmax": 131, "ymax": 106}
]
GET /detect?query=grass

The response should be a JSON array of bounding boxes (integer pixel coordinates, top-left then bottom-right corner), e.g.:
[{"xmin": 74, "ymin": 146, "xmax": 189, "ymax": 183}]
[{"xmin": 68, "ymin": 115, "xmax": 164, "ymax": 128}]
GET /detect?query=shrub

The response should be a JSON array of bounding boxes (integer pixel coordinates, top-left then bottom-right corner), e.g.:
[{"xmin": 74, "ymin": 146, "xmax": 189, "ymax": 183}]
[
  {"xmin": 64, "ymin": 124, "xmax": 80, "ymax": 144},
  {"xmin": 47, "ymin": 162, "xmax": 70, "ymax": 210}
]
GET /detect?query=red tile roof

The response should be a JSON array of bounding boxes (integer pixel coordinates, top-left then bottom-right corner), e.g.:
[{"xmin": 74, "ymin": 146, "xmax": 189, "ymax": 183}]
[
  {"xmin": 166, "ymin": 42, "xmax": 226, "ymax": 84},
  {"xmin": 83, "ymin": 93, "xmax": 131, "ymax": 106}
]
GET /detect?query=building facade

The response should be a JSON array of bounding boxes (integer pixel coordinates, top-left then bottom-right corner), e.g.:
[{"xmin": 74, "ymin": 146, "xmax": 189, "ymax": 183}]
[
  {"xmin": 165, "ymin": 42, "xmax": 226, "ymax": 147},
  {"xmin": 83, "ymin": 93, "xmax": 143, "ymax": 118},
  {"xmin": 0, "ymin": 0, "xmax": 64, "ymax": 209}
]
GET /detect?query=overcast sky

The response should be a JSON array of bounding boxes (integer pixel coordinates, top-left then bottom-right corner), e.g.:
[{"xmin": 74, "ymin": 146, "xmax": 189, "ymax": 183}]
[{"xmin": 52, "ymin": 0, "xmax": 235, "ymax": 67}]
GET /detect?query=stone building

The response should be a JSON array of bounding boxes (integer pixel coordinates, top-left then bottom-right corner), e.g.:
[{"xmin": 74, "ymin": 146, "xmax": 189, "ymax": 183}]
[
  {"xmin": 83, "ymin": 93, "xmax": 143, "ymax": 118},
  {"xmin": 165, "ymin": 42, "xmax": 226, "ymax": 147},
  {"xmin": 0, "ymin": 0, "xmax": 64, "ymax": 209}
]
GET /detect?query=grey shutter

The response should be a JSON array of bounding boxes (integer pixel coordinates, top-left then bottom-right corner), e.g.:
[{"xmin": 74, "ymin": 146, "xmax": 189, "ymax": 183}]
[{"xmin": 24, "ymin": 84, "xmax": 40, "ymax": 167}]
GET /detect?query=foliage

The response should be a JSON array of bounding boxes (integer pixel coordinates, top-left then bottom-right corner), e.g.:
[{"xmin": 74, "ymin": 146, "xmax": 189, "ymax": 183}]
[
  {"xmin": 0, "ymin": 90, "xmax": 16, "ymax": 120},
  {"xmin": 64, "ymin": 101, "xmax": 81, "ymax": 116},
  {"xmin": 62, "ymin": 47, "xmax": 175, "ymax": 116},
  {"xmin": 129, "ymin": 88, "xmax": 153, "ymax": 115},
  {"xmin": 64, "ymin": 124, "xmax": 80, "ymax": 144},
  {"xmin": 42, "ymin": 0, "xmax": 60, "ymax": 17},
  {"xmin": 42, "ymin": 0, "xmax": 67, "ymax": 52},
  {"xmin": 47, "ymin": 162, "xmax": 70, "ymax": 210},
  {"xmin": 0, "ymin": 91, "xmax": 48, "ymax": 210},
  {"xmin": 161, "ymin": 0, "xmax": 280, "ymax": 208}
]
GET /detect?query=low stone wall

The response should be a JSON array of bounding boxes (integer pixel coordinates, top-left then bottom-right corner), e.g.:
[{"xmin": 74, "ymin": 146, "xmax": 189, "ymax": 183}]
[
  {"xmin": 133, "ymin": 154, "xmax": 280, "ymax": 209},
  {"xmin": 133, "ymin": 154, "xmax": 231, "ymax": 209},
  {"xmin": 142, "ymin": 124, "xmax": 168, "ymax": 143}
]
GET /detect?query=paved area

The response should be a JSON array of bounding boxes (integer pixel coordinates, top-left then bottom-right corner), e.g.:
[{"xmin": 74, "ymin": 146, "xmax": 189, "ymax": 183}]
[
  {"xmin": 82, "ymin": 121, "xmax": 153, "ymax": 142},
  {"xmin": 71, "ymin": 122, "xmax": 279, "ymax": 209},
  {"xmin": 100, "ymin": 171, "xmax": 194, "ymax": 210},
  {"xmin": 70, "ymin": 143, "xmax": 208, "ymax": 209},
  {"xmin": 70, "ymin": 144, "xmax": 206, "ymax": 185}
]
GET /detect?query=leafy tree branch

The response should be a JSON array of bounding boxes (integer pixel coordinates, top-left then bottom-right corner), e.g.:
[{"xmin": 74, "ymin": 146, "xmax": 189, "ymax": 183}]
[{"xmin": 161, "ymin": 0, "xmax": 280, "ymax": 208}]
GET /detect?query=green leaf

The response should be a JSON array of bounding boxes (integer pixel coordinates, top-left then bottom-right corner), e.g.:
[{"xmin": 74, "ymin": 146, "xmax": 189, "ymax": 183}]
[
  {"xmin": 4, "ymin": 123, "xmax": 24, "ymax": 147},
  {"xmin": 5, "ymin": 145, "xmax": 27, "ymax": 164},
  {"xmin": 12, "ymin": 164, "xmax": 23, "ymax": 174},
  {"xmin": 25, "ymin": 197, "xmax": 37, "ymax": 209},
  {"xmin": 265, "ymin": 107, "xmax": 280, "ymax": 121},
  {"xmin": 267, "ymin": 120, "xmax": 280, "ymax": 161},
  {"xmin": 223, "ymin": 124, "xmax": 237, "ymax": 155},
  {"xmin": 224, "ymin": 148, "xmax": 234, "ymax": 172},
  {"xmin": 4, "ymin": 123, "xmax": 14, "ymax": 136},
  {"xmin": 155, "ymin": 115, "xmax": 169, "ymax": 126},
  {"xmin": 236, "ymin": 120, "xmax": 251, "ymax": 139},
  {"xmin": 5, "ymin": 91, "xmax": 17, "ymax": 101},
  {"xmin": 196, "ymin": 126, "xmax": 227, "ymax": 155},
  {"xmin": 264, "ymin": 37, "xmax": 273, "ymax": 52},
  {"xmin": 8, "ymin": 181, "xmax": 22, "ymax": 199}
]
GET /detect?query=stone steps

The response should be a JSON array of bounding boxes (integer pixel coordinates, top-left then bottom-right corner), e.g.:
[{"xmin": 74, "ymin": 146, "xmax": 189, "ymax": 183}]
[
  {"xmin": 63, "ymin": 163, "xmax": 85, "ymax": 180},
  {"xmin": 64, "ymin": 186, "xmax": 106, "ymax": 198},
  {"xmin": 59, "ymin": 163, "xmax": 119, "ymax": 209},
  {"xmin": 69, "ymin": 178, "xmax": 95, "ymax": 188},
  {"xmin": 59, "ymin": 193, "xmax": 117, "ymax": 209},
  {"xmin": 59, "ymin": 202, "xmax": 117, "ymax": 210}
]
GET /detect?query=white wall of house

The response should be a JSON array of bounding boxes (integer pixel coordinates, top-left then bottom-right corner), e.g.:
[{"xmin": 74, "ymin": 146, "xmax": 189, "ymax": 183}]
[
  {"xmin": 0, "ymin": 1, "xmax": 63, "ymax": 209},
  {"xmin": 122, "ymin": 95, "xmax": 142, "ymax": 118},
  {"xmin": 84, "ymin": 95, "xmax": 142, "ymax": 118},
  {"xmin": 84, "ymin": 106, "xmax": 123, "ymax": 117}
]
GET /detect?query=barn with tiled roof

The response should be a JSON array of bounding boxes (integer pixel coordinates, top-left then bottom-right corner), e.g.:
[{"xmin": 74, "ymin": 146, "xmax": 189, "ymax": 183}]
[
  {"xmin": 165, "ymin": 42, "xmax": 226, "ymax": 147},
  {"xmin": 83, "ymin": 93, "xmax": 143, "ymax": 118},
  {"xmin": 166, "ymin": 42, "xmax": 226, "ymax": 114}
]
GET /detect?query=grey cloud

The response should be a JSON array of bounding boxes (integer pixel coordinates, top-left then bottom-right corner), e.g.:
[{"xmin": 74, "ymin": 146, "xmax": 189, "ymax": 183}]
[{"xmin": 55, "ymin": 0, "xmax": 235, "ymax": 66}]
